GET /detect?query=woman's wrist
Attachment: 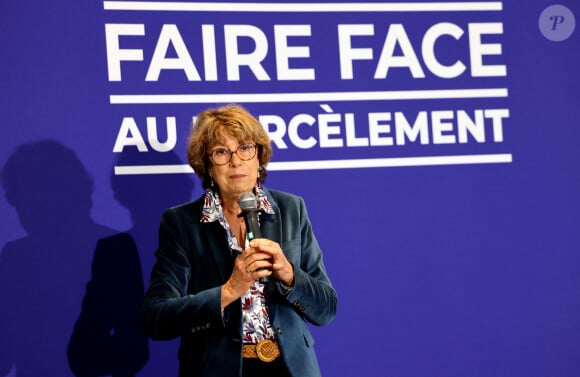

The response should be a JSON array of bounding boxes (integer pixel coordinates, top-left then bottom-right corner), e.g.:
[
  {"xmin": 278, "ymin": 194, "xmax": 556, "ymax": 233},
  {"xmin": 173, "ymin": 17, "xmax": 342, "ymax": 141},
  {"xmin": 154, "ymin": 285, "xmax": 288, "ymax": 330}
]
[
  {"xmin": 220, "ymin": 280, "xmax": 237, "ymax": 310},
  {"xmin": 279, "ymin": 262, "xmax": 295, "ymax": 287}
]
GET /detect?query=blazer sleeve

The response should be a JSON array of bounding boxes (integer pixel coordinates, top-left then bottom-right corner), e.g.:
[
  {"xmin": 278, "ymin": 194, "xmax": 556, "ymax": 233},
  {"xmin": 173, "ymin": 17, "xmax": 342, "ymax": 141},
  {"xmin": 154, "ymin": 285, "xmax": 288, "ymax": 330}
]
[
  {"xmin": 141, "ymin": 208, "xmax": 224, "ymax": 341},
  {"xmin": 274, "ymin": 194, "xmax": 338, "ymax": 326}
]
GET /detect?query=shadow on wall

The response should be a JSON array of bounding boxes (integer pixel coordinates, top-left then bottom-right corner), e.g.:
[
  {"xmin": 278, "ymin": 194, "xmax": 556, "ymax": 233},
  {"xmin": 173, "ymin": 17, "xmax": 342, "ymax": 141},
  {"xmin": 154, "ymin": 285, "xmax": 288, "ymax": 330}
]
[
  {"xmin": 110, "ymin": 148, "xmax": 196, "ymax": 377},
  {"xmin": 0, "ymin": 140, "xmax": 148, "ymax": 377}
]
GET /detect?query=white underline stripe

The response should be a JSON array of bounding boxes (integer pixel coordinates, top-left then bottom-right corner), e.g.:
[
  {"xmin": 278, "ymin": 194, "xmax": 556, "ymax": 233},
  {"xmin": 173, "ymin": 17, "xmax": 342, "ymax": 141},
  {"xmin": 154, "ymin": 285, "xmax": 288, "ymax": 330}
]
[
  {"xmin": 113, "ymin": 154, "xmax": 513, "ymax": 175},
  {"xmin": 114, "ymin": 164, "xmax": 194, "ymax": 175},
  {"xmin": 110, "ymin": 88, "xmax": 508, "ymax": 104},
  {"xmin": 103, "ymin": 1, "xmax": 503, "ymax": 12},
  {"xmin": 269, "ymin": 154, "xmax": 513, "ymax": 170}
]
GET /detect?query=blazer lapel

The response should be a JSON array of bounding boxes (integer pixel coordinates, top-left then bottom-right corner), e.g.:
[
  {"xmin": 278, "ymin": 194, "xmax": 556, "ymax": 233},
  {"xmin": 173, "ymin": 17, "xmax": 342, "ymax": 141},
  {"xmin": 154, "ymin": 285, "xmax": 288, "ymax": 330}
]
[
  {"xmin": 260, "ymin": 210, "xmax": 281, "ymax": 245},
  {"xmin": 259, "ymin": 199, "xmax": 282, "ymax": 304},
  {"xmin": 201, "ymin": 221, "xmax": 235, "ymax": 284}
]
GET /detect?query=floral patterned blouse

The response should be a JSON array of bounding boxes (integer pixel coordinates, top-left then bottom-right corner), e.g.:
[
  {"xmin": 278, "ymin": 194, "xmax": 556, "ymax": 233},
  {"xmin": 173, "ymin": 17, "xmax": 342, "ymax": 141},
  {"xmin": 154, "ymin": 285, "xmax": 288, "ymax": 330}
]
[{"xmin": 200, "ymin": 185, "xmax": 276, "ymax": 344}]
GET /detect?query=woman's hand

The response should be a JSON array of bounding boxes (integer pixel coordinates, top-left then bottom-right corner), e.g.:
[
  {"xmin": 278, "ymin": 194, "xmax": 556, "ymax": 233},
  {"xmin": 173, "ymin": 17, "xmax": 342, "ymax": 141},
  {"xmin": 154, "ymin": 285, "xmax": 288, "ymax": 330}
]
[
  {"xmin": 221, "ymin": 239, "xmax": 294, "ymax": 310},
  {"xmin": 248, "ymin": 239, "xmax": 294, "ymax": 287}
]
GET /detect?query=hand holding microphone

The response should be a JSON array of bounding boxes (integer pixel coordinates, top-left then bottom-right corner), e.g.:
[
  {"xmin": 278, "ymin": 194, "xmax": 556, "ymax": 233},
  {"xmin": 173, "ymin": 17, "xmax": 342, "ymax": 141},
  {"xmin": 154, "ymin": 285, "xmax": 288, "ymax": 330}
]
[{"xmin": 238, "ymin": 192, "xmax": 295, "ymax": 287}]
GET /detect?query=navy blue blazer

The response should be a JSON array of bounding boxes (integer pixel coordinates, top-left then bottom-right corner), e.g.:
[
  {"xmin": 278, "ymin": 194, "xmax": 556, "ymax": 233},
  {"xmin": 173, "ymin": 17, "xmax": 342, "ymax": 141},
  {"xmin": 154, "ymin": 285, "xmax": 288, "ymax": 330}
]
[{"xmin": 142, "ymin": 188, "xmax": 337, "ymax": 377}]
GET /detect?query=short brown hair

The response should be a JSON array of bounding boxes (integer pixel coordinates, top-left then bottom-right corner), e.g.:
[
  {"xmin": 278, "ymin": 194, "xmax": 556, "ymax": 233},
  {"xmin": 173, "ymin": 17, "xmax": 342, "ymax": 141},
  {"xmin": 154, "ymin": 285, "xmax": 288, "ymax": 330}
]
[{"xmin": 187, "ymin": 104, "xmax": 272, "ymax": 189}]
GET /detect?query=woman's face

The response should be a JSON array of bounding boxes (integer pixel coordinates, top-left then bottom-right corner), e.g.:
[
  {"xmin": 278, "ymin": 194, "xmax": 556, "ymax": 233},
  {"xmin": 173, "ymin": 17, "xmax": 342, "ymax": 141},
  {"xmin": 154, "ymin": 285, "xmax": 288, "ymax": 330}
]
[{"xmin": 208, "ymin": 133, "xmax": 259, "ymax": 201}]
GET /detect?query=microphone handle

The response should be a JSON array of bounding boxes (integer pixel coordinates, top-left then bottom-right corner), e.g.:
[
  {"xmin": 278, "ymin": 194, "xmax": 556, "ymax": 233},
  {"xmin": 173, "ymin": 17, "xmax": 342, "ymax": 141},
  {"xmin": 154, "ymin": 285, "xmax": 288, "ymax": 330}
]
[
  {"xmin": 241, "ymin": 210, "xmax": 268, "ymax": 283},
  {"xmin": 243, "ymin": 210, "xmax": 262, "ymax": 240}
]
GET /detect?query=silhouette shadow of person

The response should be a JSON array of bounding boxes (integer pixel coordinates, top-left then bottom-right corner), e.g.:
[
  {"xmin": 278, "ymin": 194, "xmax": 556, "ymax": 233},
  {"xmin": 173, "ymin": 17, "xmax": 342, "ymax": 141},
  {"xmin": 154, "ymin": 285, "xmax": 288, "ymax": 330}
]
[
  {"xmin": 109, "ymin": 148, "xmax": 196, "ymax": 377},
  {"xmin": 0, "ymin": 140, "xmax": 148, "ymax": 377},
  {"xmin": 67, "ymin": 240, "xmax": 150, "ymax": 374}
]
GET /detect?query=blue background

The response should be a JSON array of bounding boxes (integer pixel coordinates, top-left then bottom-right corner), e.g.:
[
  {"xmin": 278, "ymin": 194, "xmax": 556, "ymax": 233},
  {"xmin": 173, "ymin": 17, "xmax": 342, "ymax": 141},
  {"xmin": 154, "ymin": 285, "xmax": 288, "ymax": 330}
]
[{"xmin": 1, "ymin": 1, "xmax": 579, "ymax": 376}]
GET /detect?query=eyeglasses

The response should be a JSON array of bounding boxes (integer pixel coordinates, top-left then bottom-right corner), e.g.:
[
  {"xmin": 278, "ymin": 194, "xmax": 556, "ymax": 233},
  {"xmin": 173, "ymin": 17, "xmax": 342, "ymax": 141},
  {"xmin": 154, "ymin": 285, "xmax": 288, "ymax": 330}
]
[{"xmin": 208, "ymin": 144, "xmax": 257, "ymax": 166}]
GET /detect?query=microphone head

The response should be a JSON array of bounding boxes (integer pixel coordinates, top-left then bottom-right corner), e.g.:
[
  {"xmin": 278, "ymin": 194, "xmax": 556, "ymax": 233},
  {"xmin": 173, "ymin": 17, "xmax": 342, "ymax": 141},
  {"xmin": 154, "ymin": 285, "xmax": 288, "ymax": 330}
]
[{"xmin": 238, "ymin": 191, "xmax": 258, "ymax": 211}]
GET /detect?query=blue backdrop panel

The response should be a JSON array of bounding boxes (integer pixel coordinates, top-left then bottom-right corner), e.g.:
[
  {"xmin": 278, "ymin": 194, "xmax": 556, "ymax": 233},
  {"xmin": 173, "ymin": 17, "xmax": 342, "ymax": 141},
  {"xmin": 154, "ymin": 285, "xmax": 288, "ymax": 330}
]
[{"xmin": 1, "ymin": 1, "xmax": 579, "ymax": 377}]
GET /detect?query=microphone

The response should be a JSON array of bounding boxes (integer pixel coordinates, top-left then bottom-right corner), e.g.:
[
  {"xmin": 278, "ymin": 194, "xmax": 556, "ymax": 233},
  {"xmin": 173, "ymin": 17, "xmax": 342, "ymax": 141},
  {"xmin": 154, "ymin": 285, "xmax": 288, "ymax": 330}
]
[
  {"xmin": 238, "ymin": 191, "xmax": 262, "ymax": 240},
  {"xmin": 238, "ymin": 191, "xmax": 268, "ymax": 283}
]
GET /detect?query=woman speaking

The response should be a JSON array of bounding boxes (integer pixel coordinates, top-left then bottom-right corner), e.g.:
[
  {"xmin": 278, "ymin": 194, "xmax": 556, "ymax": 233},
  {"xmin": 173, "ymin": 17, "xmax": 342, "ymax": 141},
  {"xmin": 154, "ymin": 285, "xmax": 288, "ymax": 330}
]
[{"xmin": 141, "ymin": 104, "xmax": 337, "ymax": 377}]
